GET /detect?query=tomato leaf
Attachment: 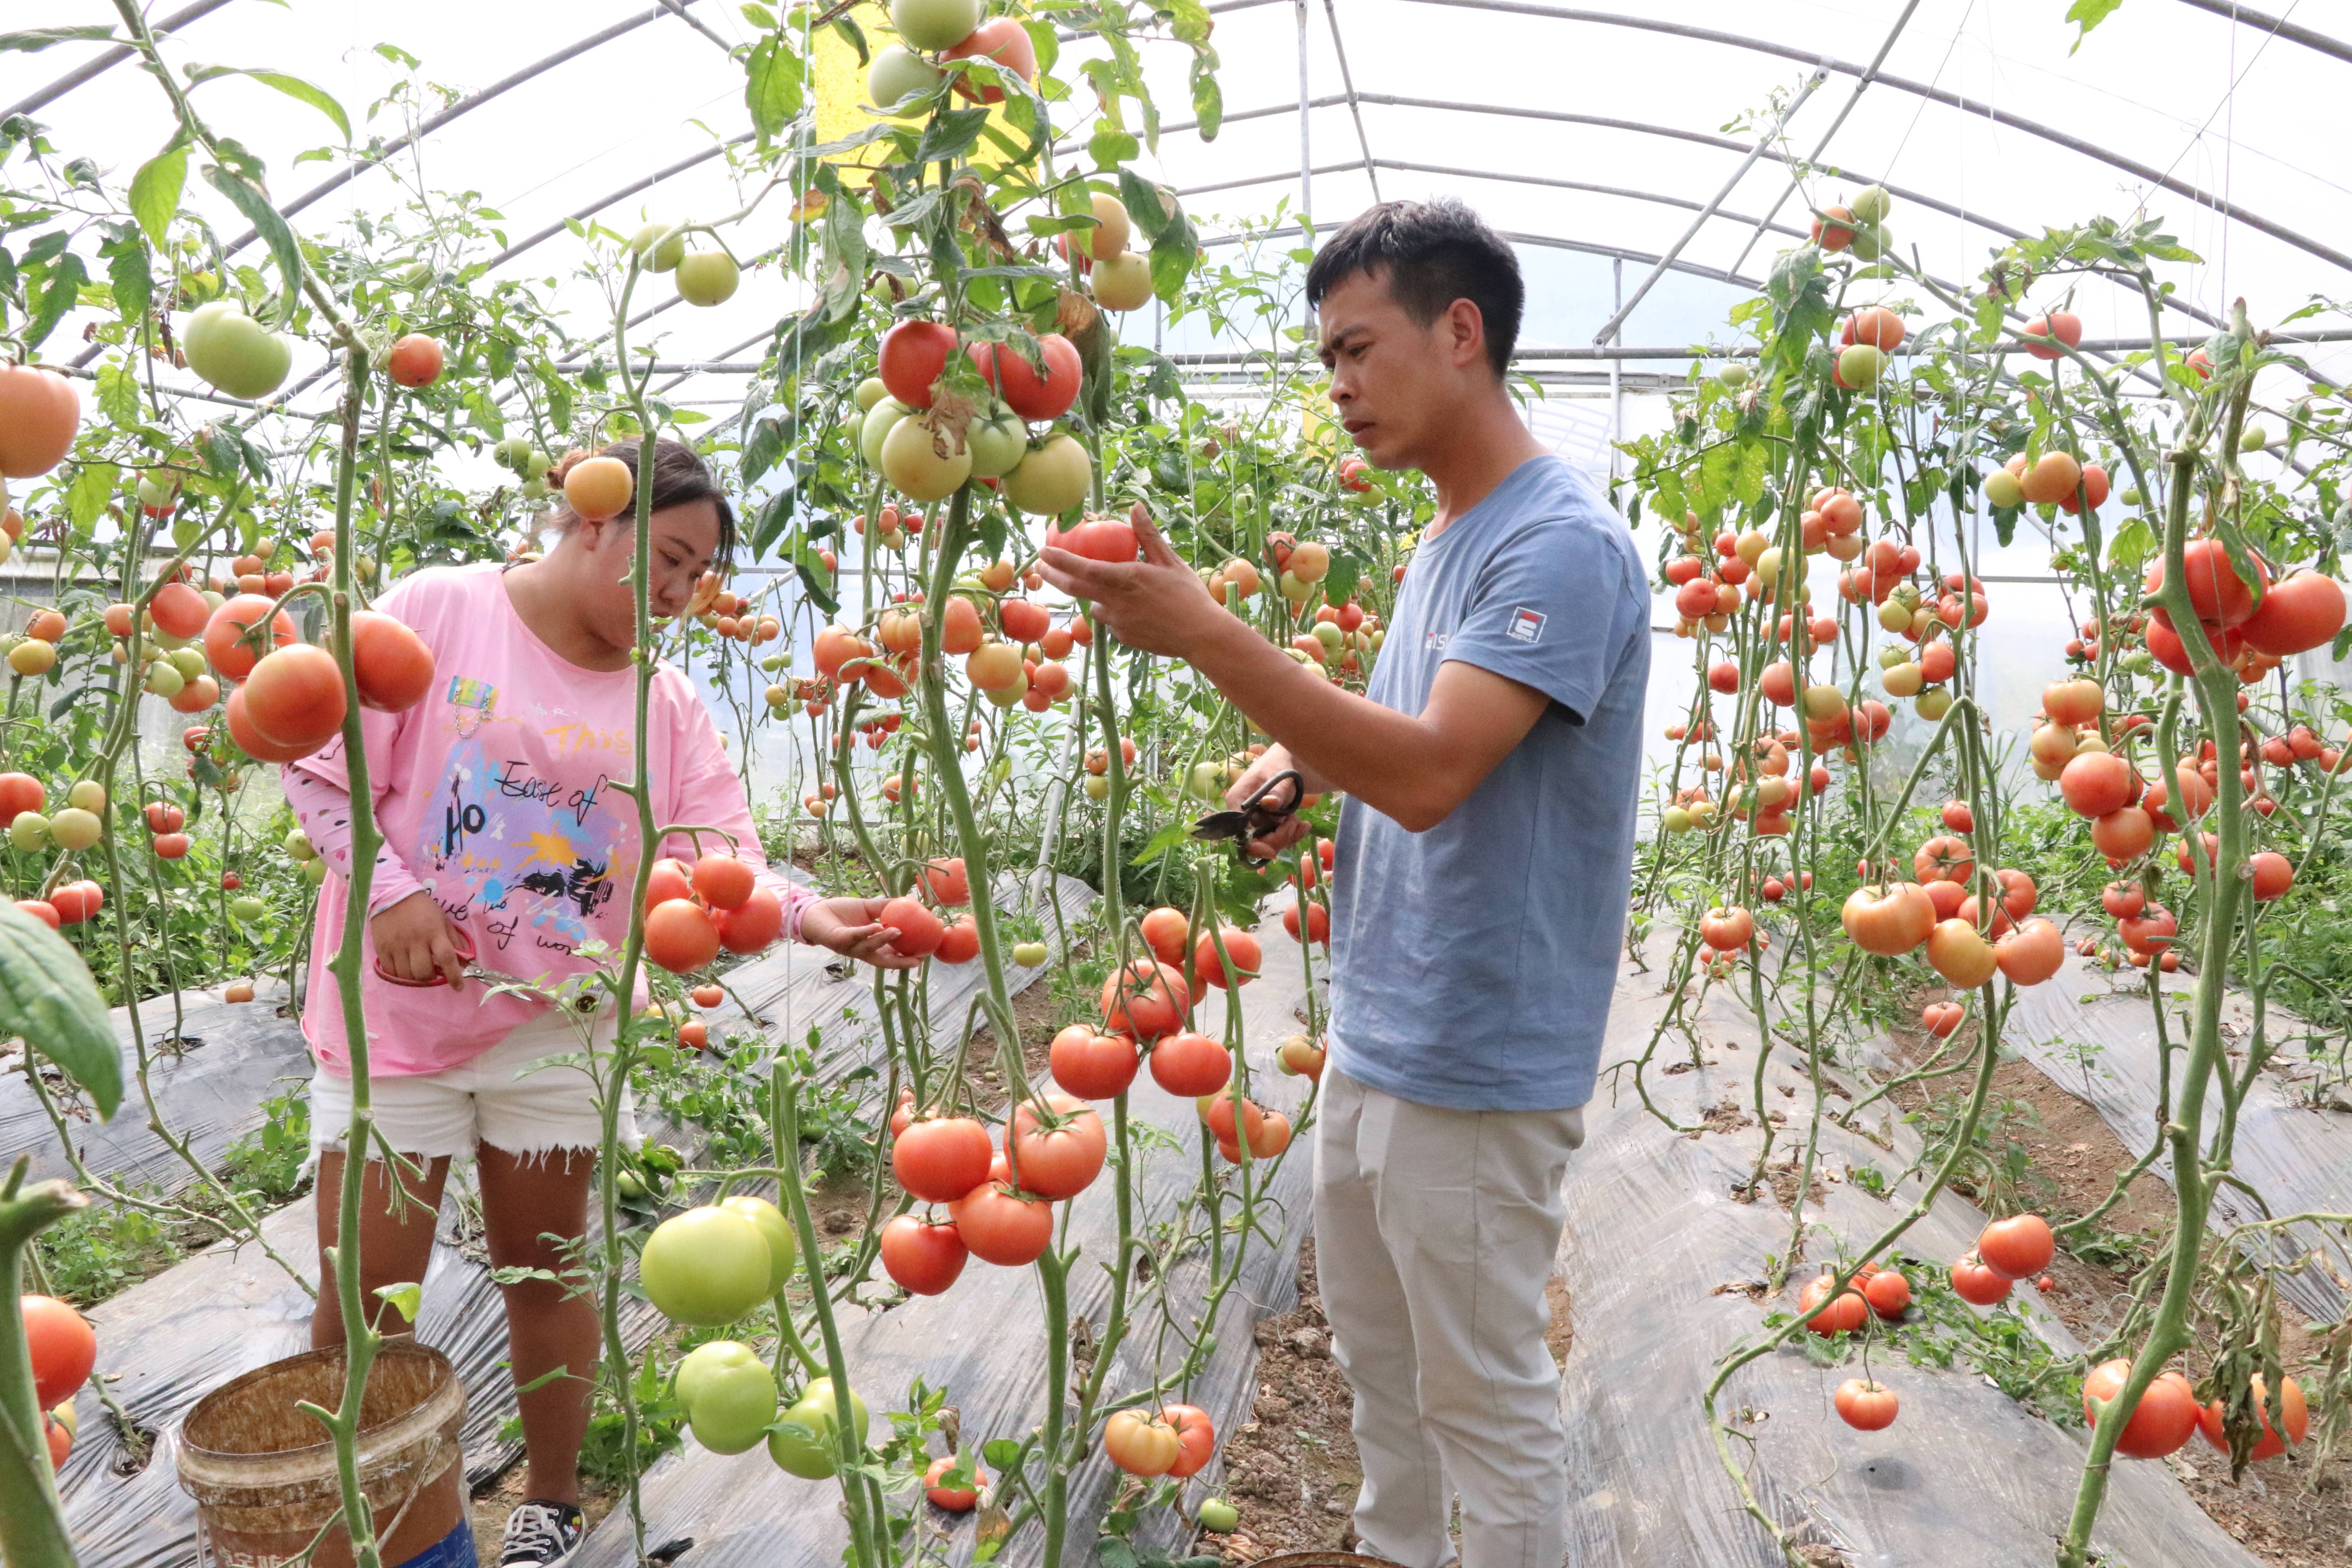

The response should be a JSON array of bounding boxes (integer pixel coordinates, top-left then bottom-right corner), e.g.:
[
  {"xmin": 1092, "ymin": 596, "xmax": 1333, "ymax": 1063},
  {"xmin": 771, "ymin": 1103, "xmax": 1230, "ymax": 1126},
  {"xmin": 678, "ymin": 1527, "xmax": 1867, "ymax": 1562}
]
[
  {"xmin": 0, "ymin": 901, "xmax": 122, "ymax": 1119},
  {"xmin": 914, "ymin": 107, "xmax": 993, "ymax": 167},
  {"xmin": 185, "ymin": 66, "xmax": 352, "ymax": 143},
  {"xmin": 128, "ymin": 140, "xmax": 188, "ymax": 247},
  {"xmin": 100, "ymin": 220, "xmax": 151, "ymax": 323},
  {"xmin": 201, "ymin": 163, "xmax": 304, "ymax": 325},
  {"xmin": 0, "ymin": 25, "xmax": 116, "ymax": 53},
  {"xmin": 24, "ymin": 249, "xmax": 87, "ymax": 350},
  {"xmin": 743, "ymin": 33, "xmax": 804, "ymax": 145}
]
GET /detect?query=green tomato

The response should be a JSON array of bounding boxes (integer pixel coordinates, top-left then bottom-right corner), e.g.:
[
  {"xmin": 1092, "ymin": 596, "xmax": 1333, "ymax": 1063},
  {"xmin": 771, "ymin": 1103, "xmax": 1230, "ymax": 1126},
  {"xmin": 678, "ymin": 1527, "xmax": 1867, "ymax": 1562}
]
[
  {"xmin": 49, "ymin": 807, "xmax": 102, "ymax": 852},
  {"xmin": 1661, "ymin": 805, "xmax": 1693, "ymax": 835},
  {"xmin": 523, "ymin": 449, "xmax": 554, "ymax": 481},
  {"xmin": 1001, "ymin": 431, "xmax": 1090, "ymax": 514},
  {"xmin": 285, "ymin": 829, "xmax": 315, "ymax": 861},
  {"xmin": 1091, "ymin": 252, "xmax": 1154, "ymax": 313},
  {"xmin": 1312, "ymin": 621, "xmax": 1343, "ymax": 652},
  {"xmin": 888, "ymin": 0, "xmax": 980, "ymax": 51},
  {"xmin": 860, "ymin": 398, "xmax": 910, "ymax": 470},
  {"xmin": 1915, "ymin": 686, "xmax": 1953, "ymax": 720},
  {"xmin": 9, "ymin": 813, "xmax": 49, "ymax": 850},
  {"xmin": 854, "ymin": 376, "xmax": 891, "ymax": 413},
  {"xmin": 1011, "ymin": 940, "xmax": 1049, "ymax": 967},
  {"xmin": 171, "ymin": 647, "xmax": 208, "ymax": 680},
  {"xmin": 1847, "ymin": 223, "xmax": 1892, "ymax": 262},
  {"xmin": 2240, "ymin": 424, "xmax": 2269, "ymax": 452},
  {"xmin": 1083, "ymin": 774, "xmax": 1110, "ymax": 801},
  {"xmin": 629, "ymin": 223, "xmax": 686, "ymax": 273},
  {"xmin": 1187, "ymin": 761, "xmax": 1225, "ymax": 800},
  {"xmin": 495, "ymin": 436, "xmax": 534, "ymax": 470},
  {"xmin": 1837, "ymin": 343, "xmax": 1886, "ymax": 390},
  {"xmin": 866, "ymin": 44, "xmax": 943, "ymax": 114},
  {"xmin": 676, "ymin": 251, "xmax": 740, "ymax": 307},
  {"xmin": 966, "ymin": 409, "xmax": 1030, "ymax": 479},
  {"xmin": 304, "ymin": 859, "xmax": 327, "ymax": 887},
  {"xmin": 143, "ymin": 661, "xmax": 186, "ymax": 698},
  {"xmin": 229, "ymin": 894, "xmax": 268, "ymax": 922},
  {"xmin": 1848, "ymin": 184, "xmax": 1893, "ymax": 226},
  {"xmin": 1197, "ymin": 1499, "xmax": 1240, "ymax": 1534},
  {"xmin": 767, "ymin": 1378, "xmax": 870, "ymax": 1479},
  {"xmin": 718, "ymin": 1194, "xmax": 799, "ymax": 1296},
  {"xmin": 1984, "ymin": 468, "xmax": 2024, "ymax": 509},
  {"xmin": 615, "ymin": 1169, "xmax": 646, "ymax": 1199},
  {"xmin": 675, "ymin": 1341, "xmax": 779, "ymax": 1456},
  {"xmin": 880, "ymin": 412, "xmax": 974, "ymax": 503},
  {"xmin": 183, "ymin": 301, "xmax": 294, "ymax": 400},
  {"xmin": 640, "ymin": 1205, "xmax": 774, "ymax": 1327},
  {"xmin": 1716, "ymin": 362, "xmax": 1750, "ymax": 390},
  {"xmin": 2119, "ymin": 485, "xmax": 2143, "ymax": 507}
]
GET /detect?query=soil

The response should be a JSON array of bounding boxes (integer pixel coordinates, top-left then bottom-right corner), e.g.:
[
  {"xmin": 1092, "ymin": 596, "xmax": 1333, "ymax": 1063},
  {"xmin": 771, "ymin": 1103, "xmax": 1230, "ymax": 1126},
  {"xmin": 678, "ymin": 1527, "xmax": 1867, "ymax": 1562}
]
[
  {"xmin": 1193, "ymin": 1240, "xmax": 1576, "ymax": 1564},
  {"xmin": 1875, "ymin": 1000, "xmax": 2352, "ymax": 1566}
]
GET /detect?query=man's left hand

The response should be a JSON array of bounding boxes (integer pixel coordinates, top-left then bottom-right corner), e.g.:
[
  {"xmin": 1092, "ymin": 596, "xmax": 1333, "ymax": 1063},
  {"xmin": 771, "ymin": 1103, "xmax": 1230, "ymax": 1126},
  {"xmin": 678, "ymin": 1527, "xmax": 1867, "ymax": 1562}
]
[{"xmin": 1037, "ymin": 502, "xmax": 1227, "ymax": 659}]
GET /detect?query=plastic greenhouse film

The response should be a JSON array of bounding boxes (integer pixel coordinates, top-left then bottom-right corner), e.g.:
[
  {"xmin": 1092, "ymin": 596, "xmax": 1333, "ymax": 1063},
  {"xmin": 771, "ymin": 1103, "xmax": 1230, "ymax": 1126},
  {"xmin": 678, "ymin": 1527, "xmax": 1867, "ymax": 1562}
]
[
  {"xmin": 1551, "ymin": 942, "xmax": 2261, "ymax": 1568},
  {"xmin": 568, "ymin": 907, "xmax": 1315, "ymax": 1568},
  {"xmin": 50, "ymin": 878, "xmax": 1090, "ymax": 1568},
  {"xmin": 2002, "ymin": 950, "xmax": 2352, "ymax": 1323},
  {"xmin": 0, "ymin": 978, "xmax": 308, "ymax": 1193}
]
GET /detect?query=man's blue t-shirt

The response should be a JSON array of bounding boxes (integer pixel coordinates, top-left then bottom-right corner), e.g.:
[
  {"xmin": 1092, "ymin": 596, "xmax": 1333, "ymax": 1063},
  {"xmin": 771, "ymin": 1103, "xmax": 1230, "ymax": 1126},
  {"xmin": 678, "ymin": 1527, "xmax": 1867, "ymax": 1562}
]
[{"xmin": 1326, "ymin": 454, "xmax": 1651, "ymax": 1112}]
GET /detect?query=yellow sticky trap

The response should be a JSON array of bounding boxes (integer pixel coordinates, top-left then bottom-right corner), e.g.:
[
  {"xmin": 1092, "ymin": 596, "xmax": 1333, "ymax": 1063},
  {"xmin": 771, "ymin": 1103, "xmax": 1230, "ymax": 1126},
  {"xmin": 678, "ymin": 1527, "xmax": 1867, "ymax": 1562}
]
[{"xmin": 813, "ymin": 4, "xmax": 1031, "ymax": 187}]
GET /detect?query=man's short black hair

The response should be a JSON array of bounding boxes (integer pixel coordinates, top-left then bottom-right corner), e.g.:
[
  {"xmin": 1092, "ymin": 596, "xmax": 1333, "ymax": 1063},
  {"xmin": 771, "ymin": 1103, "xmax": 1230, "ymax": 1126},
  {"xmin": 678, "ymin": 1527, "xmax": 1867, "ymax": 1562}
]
[{"xmin": 1305, "ymin": 198, "xmax": 1523, "ymax": 379}]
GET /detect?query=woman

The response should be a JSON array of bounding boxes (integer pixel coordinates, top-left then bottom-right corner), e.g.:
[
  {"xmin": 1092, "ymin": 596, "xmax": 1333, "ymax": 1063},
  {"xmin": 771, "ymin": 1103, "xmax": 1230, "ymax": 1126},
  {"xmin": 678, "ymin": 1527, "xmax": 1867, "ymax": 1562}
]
[{"xmin": 283, "ymin": 439, "xmax": 910, "ymax": 1568}]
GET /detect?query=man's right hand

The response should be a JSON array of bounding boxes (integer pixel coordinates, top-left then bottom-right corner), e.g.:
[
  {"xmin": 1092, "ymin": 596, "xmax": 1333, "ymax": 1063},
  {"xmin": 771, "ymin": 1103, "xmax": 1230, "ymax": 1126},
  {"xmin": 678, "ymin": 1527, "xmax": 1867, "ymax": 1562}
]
[
  {"xmin": 1226, "ymin": 745, "xmax": 1323, "ymax": 861},
  {"xmin": 371, "ymin": 889, "xmax": 468, "ymax": 991}
]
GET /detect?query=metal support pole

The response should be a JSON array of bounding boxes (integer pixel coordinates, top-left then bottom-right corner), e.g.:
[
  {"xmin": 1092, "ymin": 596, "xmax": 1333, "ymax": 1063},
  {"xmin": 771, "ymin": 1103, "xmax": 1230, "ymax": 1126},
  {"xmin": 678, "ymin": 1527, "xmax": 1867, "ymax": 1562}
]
[
  {"xmin": 1608, "ymin": 257, "xmax": 1624, "ymax": 498},
  {"xmin": 1296, "ymin": 0, "xmax": 1313, "ymax": 228},
  {"xmin": 1592, "ymin": 62, "xmax": 1830, "ymax": 345}
]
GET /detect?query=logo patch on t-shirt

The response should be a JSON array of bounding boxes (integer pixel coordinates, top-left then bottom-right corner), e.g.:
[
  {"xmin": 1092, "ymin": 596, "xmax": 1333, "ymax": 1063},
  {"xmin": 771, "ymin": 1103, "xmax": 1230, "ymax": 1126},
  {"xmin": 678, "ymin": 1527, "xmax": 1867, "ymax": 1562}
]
[{"xmin": 1507, "ymin": 608, "xmax": 1546, "ymax": 644}]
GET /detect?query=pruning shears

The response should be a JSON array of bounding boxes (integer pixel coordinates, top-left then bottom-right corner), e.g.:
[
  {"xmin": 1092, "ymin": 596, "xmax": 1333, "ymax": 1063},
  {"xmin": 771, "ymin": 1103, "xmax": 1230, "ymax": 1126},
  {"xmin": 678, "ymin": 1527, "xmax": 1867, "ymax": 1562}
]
[{"xmin": 1190, "ymin": 769, "xmax": 1304, "ymax": 869}]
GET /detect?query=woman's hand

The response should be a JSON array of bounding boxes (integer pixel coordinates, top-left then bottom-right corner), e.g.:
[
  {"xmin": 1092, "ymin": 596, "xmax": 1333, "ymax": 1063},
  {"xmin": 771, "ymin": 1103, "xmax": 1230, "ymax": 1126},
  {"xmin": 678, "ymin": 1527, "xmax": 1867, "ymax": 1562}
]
[
  {"xmin": 800, "ymin": 897, "xmax": 925, "ymax": 970},
  {"xmin": 370, "ymin": 889, "xmax": 469, "ymax": 991}
]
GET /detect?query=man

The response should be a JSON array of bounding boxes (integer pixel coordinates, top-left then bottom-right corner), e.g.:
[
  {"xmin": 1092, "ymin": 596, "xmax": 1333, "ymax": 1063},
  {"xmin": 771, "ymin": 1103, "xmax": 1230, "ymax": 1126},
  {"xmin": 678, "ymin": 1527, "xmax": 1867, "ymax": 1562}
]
[{"xmin": 1040, "ymin": 197, "xmax": 1650, "ymax": 1568}]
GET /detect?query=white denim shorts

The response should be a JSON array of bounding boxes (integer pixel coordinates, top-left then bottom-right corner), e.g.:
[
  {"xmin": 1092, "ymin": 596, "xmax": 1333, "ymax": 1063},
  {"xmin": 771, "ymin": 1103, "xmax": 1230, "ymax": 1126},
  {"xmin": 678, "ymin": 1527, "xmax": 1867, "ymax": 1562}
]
[{"xmin": 309, "ymin": 1005, "xmax": 640, "ymax": 1161}]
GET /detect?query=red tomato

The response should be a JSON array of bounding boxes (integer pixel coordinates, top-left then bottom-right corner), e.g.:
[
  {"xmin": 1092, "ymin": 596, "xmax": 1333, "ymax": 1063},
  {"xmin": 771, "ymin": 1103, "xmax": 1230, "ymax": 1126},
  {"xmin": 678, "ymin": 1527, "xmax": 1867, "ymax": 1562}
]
[
  {"xmin": 1796, "ymin": 1272, "xmax": 1868, "ymax": 1336},
  {"xmin": 1977, "ymin": 1213, "xmax": 2055, "ymax": 1279},
  {"xmin": 999, "ymin": 599, "xmax": 1051, "ymax": 643},
  {"xmin": 152, "ymin": 832, "xmax": 192, "ymax": 859},
  {"xmin": 715, "ymin": 887, "xmax": 783, "ymax": 955},
  {"xmin": 923, "ymin": 1453, "xmax": 986, "ymax": 1509},
  {"xmin": 2198, "ymin": 1374, "xmax": 2308, "ymax": 1461},
  {"xmin": 1191, "ymin": 927, "xmax": 1261, "ymax": 989},
  {"xmin": 879, "ymin": 319, "xmax": 958, "ymax": 408},
  {"xmin": 2082, "ymin": 1360, "xmax": 2199, "ymax": 1459},
  {"xmin": 24, "ymin": 1296, "xmax": 96, "ymax": 1408},
  {"xmin": 1161, "ymin": 1403, "xmax": 1216, "ymax": 1477},
  {"xmin": 241, "ymin": 645, "xmax": 347, "ymax": 752},
  {"xmin": 933, "ymin": 916, "xmax": 980, "ymax": 965},
  {"xmin": 644, "ymin": 857, "xmax": 694, "ymax": 909},
  {"xmin": 202, "ymin": 594, "xmax": 296, "ymax": 679},
  {"xmin": 1103, "ymin": 1409, "xmax": 1181, "ymax": 1475},
  {"xmin": 1835, "ymin": 1378, "xmax": 1899, "ymax": 1431},
  {"xmin": 224, "ymin": 685, "xmax": 318, "ymax": 764},
  {"xmin": 150, "ymin": 581, "xmax": 209, "ymax": 639},
  {"xmin": 348, "ymin": 611, "xmax": 434, "ymax": 712},
  {"xmin": 1149, "ymin": 1032, "xmax": 1232, "ymax": 1097},
  {"xmin": 942, "ymin": 16, "xmax": 1037, "ymax": 102},
  {"xmin": 1101, "ymin": 959, "xmax": 1189, "ymax": 1039},
  {"xmin": 644, "ymin": 900, "xmax": 721, "ymax": 974},
  {"xmin": 2241, "ymin": 573, "xmax": 2346, "ymax": 657},
  {"xmin": 1283, "ymin": 900, "xmax": 1330, "ymax": 946},
  {"xmin": 387, "ymin": 333, "xmax": 443, "ymax": 388},
  {"xmin": 691, "ymin": 853, "xmax": 756, "ymax": 911},
  {"xmin": 1010, "ymin": 1095, "xmax": 1106, "ymax": 1199},
  {"xmin": 921, "ymin": 856, "xmax": 970, "ymax": 907},
  {"xmin": 879, "ymin": 896, "xmax": 946, "ymax": 958},
  {"xmin": 953, "ymin": 1183, "xmax": 1054, "ymax": 1266},
  {"xmin": 1138, "ymin": 906, "xmax": 1190, "ymax": 964},
  {"xmin": 143, "ymin": 802, "xmax": 184, "ymax": 833},
  {"xmin": 15, "ymin": 899, "xmax": 59, "ymax": 929},
  {"xmin": 1049, "ymin": 1025, "xmax": 1138, "ymax": 1099},
  {"xmin": 969, "ymin": 334, "xmax": 1082, "ymax": 421},
  {"xmin": 894, "ymin": 1117, "xmax": 994, "ymax": 1203},
  {"xmin": 1862, "ymin": 1269, "xmax": 1911, "ymax": 1319},
  {"xmin": 0, "ymin": 773, "xmax": 45, "ymax": 824},
  {"xmin": 1950, "ymin": 1251, "xmax": 2013, "ymax": 1305},
  {"xmin": 880, "ymin": 1215, "xmax": 968, "ymax": 1296}
]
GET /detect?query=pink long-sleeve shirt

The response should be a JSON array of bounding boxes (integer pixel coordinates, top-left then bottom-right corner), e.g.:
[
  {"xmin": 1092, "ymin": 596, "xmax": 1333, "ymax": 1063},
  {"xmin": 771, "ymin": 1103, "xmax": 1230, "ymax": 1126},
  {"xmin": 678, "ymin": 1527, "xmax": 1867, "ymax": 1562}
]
[{"xmin": 285, "ymin": 561, "xmax": 813, "ymax": 1076}]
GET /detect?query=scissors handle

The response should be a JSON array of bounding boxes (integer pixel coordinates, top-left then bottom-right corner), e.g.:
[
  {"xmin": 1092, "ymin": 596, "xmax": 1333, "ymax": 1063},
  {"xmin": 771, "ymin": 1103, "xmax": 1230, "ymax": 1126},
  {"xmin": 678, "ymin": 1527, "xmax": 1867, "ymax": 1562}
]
[{"xmin": 374, "ymin": 923, "xmax": 478, "ymax": 987}]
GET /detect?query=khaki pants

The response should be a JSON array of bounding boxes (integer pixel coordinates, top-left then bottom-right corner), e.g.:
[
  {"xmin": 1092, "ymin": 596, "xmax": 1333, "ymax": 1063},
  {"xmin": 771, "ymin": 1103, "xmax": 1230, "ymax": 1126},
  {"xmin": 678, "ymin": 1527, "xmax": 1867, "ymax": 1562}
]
[{"xmin": 1313, "ymin": 1066, "xmax": 1585, "ymax": 1568}]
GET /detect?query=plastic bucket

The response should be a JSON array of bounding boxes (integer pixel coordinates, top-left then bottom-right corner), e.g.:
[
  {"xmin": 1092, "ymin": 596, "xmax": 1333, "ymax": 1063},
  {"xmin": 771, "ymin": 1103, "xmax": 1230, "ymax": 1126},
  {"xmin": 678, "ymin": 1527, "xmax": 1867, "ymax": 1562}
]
[{"xmin": 176, "ymin": 1340, "xmax": 473, "ymax": 1568}]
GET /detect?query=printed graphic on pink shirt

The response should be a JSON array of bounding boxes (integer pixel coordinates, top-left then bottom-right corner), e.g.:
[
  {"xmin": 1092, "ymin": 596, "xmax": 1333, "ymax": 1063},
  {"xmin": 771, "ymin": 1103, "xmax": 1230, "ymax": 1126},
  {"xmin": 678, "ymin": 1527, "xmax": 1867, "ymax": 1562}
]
[{"xmin": 418, "ymin": 674, "xmax": 638, "ymax": 967}]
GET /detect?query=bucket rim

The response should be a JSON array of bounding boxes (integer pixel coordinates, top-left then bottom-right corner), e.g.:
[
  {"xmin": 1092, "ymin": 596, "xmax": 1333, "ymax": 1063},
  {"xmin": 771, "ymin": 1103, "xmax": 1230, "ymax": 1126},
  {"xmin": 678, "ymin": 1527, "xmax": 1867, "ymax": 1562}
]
[{"xmin": 177, "ymin": 1340, "xmax": 460, "ymax": 1475}]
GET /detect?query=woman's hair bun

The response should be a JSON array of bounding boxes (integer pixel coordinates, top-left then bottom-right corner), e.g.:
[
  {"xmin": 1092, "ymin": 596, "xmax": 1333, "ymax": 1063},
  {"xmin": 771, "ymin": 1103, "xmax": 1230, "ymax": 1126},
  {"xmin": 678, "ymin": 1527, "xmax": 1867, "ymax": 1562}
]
[{"xmin": 548, "ymin": 447, "xmax": 592, "ymax": 488}]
